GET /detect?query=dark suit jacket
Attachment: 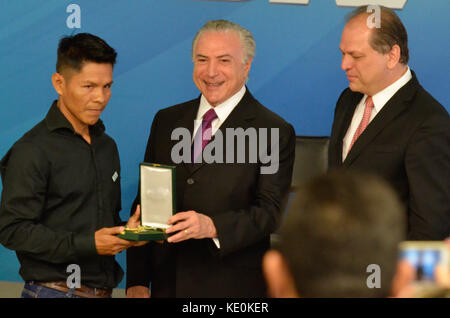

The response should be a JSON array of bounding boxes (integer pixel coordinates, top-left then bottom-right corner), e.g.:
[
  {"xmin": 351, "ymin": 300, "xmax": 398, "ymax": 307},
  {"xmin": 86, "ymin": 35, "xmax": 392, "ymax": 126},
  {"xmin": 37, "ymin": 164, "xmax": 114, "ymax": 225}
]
[
  {"xmin": 329, "ymin": 72, "xmax": 450, "ymax": 240},
  {"xmin": 127, "ymin": 89, "xmax": 295, "ymax": 297}
]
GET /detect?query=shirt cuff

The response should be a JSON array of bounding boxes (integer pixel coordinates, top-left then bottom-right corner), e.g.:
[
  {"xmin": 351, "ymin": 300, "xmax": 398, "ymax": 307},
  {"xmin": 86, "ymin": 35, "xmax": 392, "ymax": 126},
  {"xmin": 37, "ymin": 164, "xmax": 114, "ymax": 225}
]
[
  {"xmin": 73, "ymin": 232, "xmax": 97, "ymax": 258},
  {"xmin": 212, "ymin": 238, "xmax": 221, "ymax": 249}
]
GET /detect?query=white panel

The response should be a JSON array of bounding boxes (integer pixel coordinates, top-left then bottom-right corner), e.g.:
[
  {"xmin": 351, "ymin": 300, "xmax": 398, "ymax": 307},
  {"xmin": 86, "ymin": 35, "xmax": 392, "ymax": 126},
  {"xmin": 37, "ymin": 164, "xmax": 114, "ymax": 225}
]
[
  {"xmin": 335, "ymin": 0, "xmax": 407, "ymax": 9},
  {"xmin": 140, "ymin": 165, "xmax": 173, "ymax": 228},
  {"xmin": 270, "ymin": 0, "xmax": 310, "ymax": 5}
]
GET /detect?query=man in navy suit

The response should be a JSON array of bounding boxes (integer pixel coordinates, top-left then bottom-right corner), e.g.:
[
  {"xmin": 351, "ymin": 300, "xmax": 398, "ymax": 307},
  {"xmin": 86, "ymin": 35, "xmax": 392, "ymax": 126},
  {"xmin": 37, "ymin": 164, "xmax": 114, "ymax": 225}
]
[
  {"xmin": 329, "ymin": 6, "xmax": 449, "ymax": 240},
  {"xmin": 126, "ymin": 20, "xmax": 295, "ymax": 297}
]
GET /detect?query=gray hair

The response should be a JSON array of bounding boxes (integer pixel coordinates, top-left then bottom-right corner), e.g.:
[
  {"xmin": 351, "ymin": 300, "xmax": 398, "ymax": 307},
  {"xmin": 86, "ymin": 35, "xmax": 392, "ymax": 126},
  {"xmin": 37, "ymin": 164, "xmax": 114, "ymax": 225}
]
[{"xmin": 192, "ymin": 20, "xmax": 255, "ymax": 64}]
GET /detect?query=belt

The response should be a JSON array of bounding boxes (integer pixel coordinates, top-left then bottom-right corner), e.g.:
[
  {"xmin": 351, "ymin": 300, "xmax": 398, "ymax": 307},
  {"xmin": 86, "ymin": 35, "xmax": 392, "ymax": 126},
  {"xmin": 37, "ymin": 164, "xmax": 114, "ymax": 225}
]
[{"xmin": 35, "ymin": 281, "xmax": 112, "ymax": 298}]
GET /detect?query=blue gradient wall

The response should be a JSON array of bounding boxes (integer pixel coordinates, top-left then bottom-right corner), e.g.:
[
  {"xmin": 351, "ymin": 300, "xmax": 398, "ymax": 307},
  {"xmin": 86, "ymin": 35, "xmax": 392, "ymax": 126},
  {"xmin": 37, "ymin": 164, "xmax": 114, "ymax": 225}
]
[{"xmin": 0, "ymin": 0, "xmax": 449, "ymax": 288}]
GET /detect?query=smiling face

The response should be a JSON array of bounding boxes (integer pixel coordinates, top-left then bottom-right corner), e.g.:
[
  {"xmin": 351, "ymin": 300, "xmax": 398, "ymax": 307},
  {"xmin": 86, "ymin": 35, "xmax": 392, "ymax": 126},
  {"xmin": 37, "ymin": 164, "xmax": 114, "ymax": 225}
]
[
  {"xmin": 192, "ymin": 30, "xmax": 252, "ymax": 107},
  {"xmin": 52, "ymin": 62, "xmax": 113, "ymax": 134},
  {"xmin": 339, "ymin": 15, "xmax": 391, "ymax": 96}
]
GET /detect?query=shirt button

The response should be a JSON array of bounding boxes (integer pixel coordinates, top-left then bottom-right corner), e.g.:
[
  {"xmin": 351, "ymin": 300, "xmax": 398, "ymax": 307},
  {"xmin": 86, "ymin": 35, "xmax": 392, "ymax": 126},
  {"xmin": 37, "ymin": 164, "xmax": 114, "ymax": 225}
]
[{"xmin": 186, "ymin": 178, "xmax": 194, "ymax": 185}]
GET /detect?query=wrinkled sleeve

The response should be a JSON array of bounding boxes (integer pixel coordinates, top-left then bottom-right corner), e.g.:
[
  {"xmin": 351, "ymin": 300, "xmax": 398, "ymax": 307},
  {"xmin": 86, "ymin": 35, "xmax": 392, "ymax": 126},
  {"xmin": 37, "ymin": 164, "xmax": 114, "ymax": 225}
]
[{"xmin": 0, "ymin": 142, "xmax": 97, "ymax": 263}]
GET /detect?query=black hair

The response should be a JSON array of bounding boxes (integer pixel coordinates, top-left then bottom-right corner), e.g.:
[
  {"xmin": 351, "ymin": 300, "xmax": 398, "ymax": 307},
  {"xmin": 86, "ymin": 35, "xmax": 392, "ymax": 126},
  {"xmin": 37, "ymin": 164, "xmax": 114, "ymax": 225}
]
[{"xmin": 56, "ymin": 33, "xmax": 117, "ymax": 73}]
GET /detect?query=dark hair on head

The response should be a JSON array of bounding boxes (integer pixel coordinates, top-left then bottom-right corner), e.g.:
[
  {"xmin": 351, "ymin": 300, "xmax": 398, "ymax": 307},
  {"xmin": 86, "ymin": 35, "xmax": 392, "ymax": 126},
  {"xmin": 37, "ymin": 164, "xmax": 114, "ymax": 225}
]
[
  {"xmin": 278, "ymin": 170, "xmax": 406, "ymax": 297},
  {"xmin": 56, "ymin": 33, "xmax": 117, "ymax": 73},
  {"xmin": 346, "ymin": 5, "xmax": 409, "ymax": 64}
]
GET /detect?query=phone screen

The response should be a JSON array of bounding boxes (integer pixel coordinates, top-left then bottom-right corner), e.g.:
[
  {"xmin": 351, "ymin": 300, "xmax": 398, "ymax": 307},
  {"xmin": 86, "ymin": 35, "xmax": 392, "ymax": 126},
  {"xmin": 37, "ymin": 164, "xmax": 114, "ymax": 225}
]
[{"xmin": 399, "ymin": 241, "xmax": 450, "ymax": 283}]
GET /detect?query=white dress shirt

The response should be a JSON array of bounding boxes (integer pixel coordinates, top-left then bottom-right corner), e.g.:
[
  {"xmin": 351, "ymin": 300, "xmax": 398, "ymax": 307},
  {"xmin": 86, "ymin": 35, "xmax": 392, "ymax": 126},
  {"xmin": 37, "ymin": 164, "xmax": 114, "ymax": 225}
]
[
  {"xmin": 342, "ymin": 67, "xmax": 412, "ymax": 161},
  {"xmin": 192, "ymin": 85, "xmax": 247, "ymax": 249},
  {"xmin": 192, "ymin": 85, "xmax": 246, "ymax": 140}
]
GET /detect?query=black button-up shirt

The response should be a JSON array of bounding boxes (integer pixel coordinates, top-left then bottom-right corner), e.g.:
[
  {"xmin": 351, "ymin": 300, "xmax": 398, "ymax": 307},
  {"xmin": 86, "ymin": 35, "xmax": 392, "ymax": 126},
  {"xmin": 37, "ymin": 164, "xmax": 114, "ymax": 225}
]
[{"xmin": 0, "ymin": 101, "xmax": 123, "ymax": 288}]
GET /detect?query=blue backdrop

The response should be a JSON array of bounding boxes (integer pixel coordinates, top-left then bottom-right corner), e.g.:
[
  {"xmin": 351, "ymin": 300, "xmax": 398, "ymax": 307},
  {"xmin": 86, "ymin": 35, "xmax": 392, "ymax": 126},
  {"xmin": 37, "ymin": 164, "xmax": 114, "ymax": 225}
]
[{"xmin": 0, "ymin": 0, "xmax": 449, "ymax": 288}]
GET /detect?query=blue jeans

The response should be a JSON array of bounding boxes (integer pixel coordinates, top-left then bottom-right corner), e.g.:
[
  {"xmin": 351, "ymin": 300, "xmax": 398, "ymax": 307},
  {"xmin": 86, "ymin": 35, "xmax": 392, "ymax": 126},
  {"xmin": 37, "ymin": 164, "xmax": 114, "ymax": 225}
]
[{"xmin": 21, "ymin": 282, "xmax": 84, "ymax": 298}]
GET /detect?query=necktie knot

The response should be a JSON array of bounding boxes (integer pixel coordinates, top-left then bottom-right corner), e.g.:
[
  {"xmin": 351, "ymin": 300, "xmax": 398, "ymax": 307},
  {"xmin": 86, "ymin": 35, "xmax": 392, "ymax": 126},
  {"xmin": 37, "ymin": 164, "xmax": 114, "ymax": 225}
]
[
  {"xmin": 202, "ymin": 108, "xmax": 217, "ymax": 124},
  {"xmin": 365, "ymin": 96, "xmax": 374, "ymax": 110}
]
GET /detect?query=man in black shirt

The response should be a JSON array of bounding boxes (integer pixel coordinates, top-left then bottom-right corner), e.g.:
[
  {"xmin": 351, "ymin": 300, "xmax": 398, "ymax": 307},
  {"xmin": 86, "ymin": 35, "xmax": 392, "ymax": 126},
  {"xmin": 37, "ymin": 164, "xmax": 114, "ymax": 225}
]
[{"xmin": 0, "ymin": 33, "xmax": 145, "ymax": 298}]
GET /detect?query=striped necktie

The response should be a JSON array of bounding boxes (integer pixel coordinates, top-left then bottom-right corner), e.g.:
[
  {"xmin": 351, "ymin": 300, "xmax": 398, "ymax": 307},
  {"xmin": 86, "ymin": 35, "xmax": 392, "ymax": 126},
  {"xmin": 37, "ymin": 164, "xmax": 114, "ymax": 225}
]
[
  {"xmin": 348, "ymin": 96, "xmax": 374, "ymax": 151},
  {"xmin": 192, "ymin": 108, "xmax": 218, "ymax": 163}
]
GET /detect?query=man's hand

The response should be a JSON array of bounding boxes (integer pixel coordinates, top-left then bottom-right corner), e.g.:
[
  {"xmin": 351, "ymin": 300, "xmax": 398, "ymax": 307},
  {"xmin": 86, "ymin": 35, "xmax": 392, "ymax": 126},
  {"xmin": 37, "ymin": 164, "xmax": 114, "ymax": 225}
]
[
  {"xmin": 165, "ymin": 210, "xmax": 217, "ymax": 243},
  {"xmin": 94, "ymin": 226, "xmax": 148, "ymax": 255},
  {"xmin": 126, "ymin": 286, "xmax": 150, "ymax": 298},
  {"xmin": 128, "ymin": 204, "xmax": 164, "ymax": 244},
  {"xmin": 127, "ymin": 204, "xmax": 142, "ymax": 228}
]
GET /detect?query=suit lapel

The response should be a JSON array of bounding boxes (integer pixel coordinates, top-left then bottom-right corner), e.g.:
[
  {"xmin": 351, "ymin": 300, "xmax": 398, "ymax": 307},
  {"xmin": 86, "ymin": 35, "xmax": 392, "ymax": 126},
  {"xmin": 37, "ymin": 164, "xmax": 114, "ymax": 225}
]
[
  {"xmin": 170, "ymin": 97, "xmax": 200, "ymax": 174},
  {"xmin": 343, "ymin": 74, "xmax": 419, "ymax": 167},
  {"xmin": 217, "ymin": 89, "xmax": 257, "ymax": 131},
  {"xmin": 332, "ymin": 92, "xmax": 362, "ymax": 167}
]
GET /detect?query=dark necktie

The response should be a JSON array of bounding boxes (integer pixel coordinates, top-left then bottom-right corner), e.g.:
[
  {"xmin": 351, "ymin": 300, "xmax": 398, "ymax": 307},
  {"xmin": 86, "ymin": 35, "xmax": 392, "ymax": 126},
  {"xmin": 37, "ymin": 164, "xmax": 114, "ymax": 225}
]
[{"xmin": 192, "ymin": 108, "xmax": 218, "ymax": 163}]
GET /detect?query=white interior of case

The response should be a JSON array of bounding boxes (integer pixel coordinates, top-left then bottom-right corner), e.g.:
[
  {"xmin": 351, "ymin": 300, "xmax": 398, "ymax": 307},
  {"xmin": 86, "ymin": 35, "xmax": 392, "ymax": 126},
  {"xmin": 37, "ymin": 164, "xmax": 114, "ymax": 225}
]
[{"xmin": 140, "ymin": 165, "xmax": 173, "ymax": 229}]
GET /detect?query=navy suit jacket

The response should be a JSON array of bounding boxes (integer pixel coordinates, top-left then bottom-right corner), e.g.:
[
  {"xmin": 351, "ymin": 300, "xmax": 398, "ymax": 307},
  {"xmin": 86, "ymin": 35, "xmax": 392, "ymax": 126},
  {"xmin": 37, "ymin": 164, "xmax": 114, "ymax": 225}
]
[
  {"xmin": 329, "ymin": 72, "xmax": 450, "ymax": 240},
  {"xmin": 126, "ymin": 89, "xmax": 295, "ymax": 297}
]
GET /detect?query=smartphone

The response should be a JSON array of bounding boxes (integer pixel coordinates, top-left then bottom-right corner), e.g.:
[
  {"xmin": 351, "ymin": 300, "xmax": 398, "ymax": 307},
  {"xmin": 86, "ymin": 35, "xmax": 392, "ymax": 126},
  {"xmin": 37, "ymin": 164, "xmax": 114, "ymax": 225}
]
[{"xmin": 399, "ymin": 241, "xmax": 450, "ymax": 284}]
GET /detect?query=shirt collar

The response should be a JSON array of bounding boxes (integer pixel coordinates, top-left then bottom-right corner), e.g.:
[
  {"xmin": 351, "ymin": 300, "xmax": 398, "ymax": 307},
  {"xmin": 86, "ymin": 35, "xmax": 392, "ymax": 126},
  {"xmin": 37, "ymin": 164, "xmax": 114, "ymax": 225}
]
[
  {"xmin": 45, "ymin": 100, "xmax": 105, "ymax": 136},
  {"xmin": 197, "ymin": 85, "xmax": 246, "ymax": 123},
  {"xmin": 371, "ymin": 66, "xmax": 412, "ymax": 113}
]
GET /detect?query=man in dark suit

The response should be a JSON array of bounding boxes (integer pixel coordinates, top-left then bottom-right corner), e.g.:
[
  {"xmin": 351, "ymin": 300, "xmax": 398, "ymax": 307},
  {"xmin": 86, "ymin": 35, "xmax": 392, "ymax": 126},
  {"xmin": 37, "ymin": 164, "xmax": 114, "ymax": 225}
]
[
  {"xmin": 126, "ymin": 20, "xmax": 295, "ymax": 297},
  {"xmin": 329, "ymin": 6, "xmax": 450, "ymax": 240}
]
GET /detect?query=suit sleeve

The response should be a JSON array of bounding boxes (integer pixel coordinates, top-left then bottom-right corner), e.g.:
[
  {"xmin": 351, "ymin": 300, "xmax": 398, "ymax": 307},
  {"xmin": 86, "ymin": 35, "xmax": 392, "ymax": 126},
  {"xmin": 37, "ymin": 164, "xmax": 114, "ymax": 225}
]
[
  {"xmin": 405, "ymin": 111, "xmax": 450, "ymax": 240},
  {"xmin": 328, "ymin": 88, "xmax": 349, "ymax": 169},
  {"xmin": 126, "ymin": 111, "xmax": 160, "ymax": 290},
  {"xmin": 112, "ymin": 141, "xmax": 125, "ymax": 226},
  {"xmin": 211, "ymin": 122, "xmax": 296, "ymax": 257}
]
